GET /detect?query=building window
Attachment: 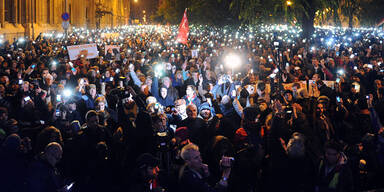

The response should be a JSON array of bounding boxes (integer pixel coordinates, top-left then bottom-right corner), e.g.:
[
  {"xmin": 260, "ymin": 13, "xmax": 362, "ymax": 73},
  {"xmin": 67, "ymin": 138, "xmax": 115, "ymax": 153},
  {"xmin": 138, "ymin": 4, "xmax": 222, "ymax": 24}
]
[
  {"xmin": 4, "ymin": 0, "xmax": 14, "ymax": 23},
  {"xmin": 47, "ymin": 0, "xmax": 50, "ymax": 24}
]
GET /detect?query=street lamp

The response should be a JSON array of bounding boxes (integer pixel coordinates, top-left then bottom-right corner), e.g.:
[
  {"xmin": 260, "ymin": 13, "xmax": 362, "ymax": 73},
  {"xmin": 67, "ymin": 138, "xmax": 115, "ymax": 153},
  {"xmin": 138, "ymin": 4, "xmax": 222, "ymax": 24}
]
[{"xmin": 285, "ymin": 1, "xmax": 293, "ymax": 23}]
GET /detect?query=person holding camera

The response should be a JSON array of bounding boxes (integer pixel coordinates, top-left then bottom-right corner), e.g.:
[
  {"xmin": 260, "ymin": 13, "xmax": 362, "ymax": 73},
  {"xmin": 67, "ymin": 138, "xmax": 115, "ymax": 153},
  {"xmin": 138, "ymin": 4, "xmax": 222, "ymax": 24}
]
[{"xmin": 179, "ymin": 143, "xmax": 232, "ymax": 192}]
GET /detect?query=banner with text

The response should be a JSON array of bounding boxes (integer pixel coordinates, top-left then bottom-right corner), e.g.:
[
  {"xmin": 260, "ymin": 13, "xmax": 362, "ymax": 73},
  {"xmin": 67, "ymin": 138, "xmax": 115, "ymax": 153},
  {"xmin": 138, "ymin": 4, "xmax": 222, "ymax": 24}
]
[
  {"xmin": 67, "ymin": 44, "xmax": 99, "ymax": 60},
  {"xmin": 101, "ymin": 33, "xmax": 120, "ymax": 39},
  {"xmin": 104, "ymin": 45, "xmax": 120, "ymax": 55}
]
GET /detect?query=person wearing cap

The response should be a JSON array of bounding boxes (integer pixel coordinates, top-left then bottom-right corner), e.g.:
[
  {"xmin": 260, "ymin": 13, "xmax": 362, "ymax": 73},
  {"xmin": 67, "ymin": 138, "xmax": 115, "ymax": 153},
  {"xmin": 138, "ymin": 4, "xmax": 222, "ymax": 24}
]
[
  {"xmin": 198, "ymin": 102, "xmax": 215, "ymax": 122},
  {"xmin": 128, "ymin": 153, "xmax": 162, "ymax": 192}
]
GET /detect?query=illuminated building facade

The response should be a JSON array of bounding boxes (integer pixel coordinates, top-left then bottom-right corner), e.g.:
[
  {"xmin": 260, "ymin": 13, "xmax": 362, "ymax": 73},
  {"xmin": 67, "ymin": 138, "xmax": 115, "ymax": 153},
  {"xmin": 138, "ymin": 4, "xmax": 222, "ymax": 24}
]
[{"xmin": 0, "ymin": 0, "xmax": 130, "ymax": 41}]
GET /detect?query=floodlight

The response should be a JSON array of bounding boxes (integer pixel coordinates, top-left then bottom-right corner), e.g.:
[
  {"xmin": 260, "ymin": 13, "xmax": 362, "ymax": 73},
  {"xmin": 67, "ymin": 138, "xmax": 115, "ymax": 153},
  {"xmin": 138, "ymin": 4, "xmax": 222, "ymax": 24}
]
[{"xmin": 224, "ymin": 53, "xmax": 241, "ymax": 69}]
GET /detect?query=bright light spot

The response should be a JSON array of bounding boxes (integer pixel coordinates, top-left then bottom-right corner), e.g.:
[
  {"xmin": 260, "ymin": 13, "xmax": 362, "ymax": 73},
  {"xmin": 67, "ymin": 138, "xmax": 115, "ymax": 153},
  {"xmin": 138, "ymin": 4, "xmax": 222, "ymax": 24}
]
[
  {"xmin": 224, "ymin": 53, "xmax": 241, "ymax": 69},
  {"xmin": 63, "ymin": 89, "xmax": 72, "ymax": 97},
  {"xmin": 56, "ymin": 33, "xmax": 64, "ymax": 38},
  {"xmin": 273, "ymin": 68, "xmax": 279, "ymax": 73}
]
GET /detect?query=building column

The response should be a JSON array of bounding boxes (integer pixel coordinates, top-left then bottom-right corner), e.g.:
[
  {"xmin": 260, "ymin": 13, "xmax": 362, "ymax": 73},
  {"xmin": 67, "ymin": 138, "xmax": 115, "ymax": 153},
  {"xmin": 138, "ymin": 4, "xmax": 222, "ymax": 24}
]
[
  {"xmin": 0, "ymin": 0, "xmax": 4, "ymax": 27},
  {"xmin": 72, "ymin": 0, "xmax": 86, "ymax": 27},
  {"xmin": 87, "ymin": 0, "xmax": 96, "ymax": 29},
  {"xmin": 12, "ymin": 0, "xmax": 17, "ymax": 23},
  {"xmin": 24, "ymin": 0, "xmax": 31, "ymax": 37}
]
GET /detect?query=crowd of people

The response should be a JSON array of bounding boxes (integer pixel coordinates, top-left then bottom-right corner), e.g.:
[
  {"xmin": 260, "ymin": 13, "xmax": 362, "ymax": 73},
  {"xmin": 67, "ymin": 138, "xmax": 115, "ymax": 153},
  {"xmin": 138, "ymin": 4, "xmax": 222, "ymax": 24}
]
[{"xmin": 0, "ymin": 24, "xmax": 383, "ymax": 192}]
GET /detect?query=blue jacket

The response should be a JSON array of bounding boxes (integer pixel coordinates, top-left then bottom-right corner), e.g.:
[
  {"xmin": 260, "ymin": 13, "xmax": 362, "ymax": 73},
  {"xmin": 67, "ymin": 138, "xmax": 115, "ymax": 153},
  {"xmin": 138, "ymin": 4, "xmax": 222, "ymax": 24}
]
[
  {"xmin": 152, "ymin": 76, "xmax": 175, "ymax": 107},
  {"xmin": 211, "ymin": 82, "xmax": 235, "ymax": 100},
  {"xmin": 79, "ymin": 93, "xmax": 104, "ymax": 110}
]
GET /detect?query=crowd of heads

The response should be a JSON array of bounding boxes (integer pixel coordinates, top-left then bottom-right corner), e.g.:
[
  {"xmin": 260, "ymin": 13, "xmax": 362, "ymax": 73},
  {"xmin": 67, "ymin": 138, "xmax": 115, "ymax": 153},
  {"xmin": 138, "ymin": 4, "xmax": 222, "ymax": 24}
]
[{"xmin": 0, "ymin": 24, "xmax": 384, "ymax": 191}]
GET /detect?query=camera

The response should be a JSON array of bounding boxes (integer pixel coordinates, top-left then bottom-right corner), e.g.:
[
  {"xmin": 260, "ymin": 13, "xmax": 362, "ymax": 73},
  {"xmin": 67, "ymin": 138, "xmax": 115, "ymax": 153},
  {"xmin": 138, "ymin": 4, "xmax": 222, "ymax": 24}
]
[
  {"xmin": 285, "ymin": 105, "xmax": 293, "ymax": 114},
  {"xmin": 222, "ymin": 74, "xmax": 231, "ymax": 83},
  {"xmin": 156, "ymin": 131, "xmax": 172, "ymax": 152}
]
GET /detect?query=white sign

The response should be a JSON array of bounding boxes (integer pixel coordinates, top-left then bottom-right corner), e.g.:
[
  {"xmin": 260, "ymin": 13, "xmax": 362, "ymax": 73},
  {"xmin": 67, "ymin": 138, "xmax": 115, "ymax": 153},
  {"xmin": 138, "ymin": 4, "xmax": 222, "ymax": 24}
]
[
  {"xmin": 62, "ymin": 21, "xmax": 70, "ymax": 30},
  {"xmin": 191, "ymin": 49, "xmax": 199, "ymax": 58},
  {"xmin": 67, "ymin": 44, "xmax": 99, "ymax": 60},
  {"xmin": 104, "ymin": 45, "xmax": 120, "ymax": 55},
  {"xmin": 101, "ymin": 33, "xmax": 120, "ymax": 39}
]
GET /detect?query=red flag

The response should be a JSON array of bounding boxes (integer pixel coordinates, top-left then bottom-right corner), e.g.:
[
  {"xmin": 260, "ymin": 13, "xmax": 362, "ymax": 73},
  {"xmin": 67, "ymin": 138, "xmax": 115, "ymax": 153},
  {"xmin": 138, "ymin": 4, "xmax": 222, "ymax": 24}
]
[
  {"xmin": 377, "ymin": 18, "xmax": 384, "ymax": 27},
  {"xmin": 176, "ymin": 9, "xmax": 189, "ymax": 44}
]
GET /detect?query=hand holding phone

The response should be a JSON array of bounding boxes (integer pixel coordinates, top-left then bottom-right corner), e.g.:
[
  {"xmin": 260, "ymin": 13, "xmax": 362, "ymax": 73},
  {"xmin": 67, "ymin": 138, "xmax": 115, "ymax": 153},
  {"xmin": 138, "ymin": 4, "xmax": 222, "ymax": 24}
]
[
  {"xmin": 24, "ymin": 96, "xmax": 31, "ymax": 102},
  {"xmin": 66, "ymin": 182, "xmax": 75, "ymax": 190},
  {"xmin": 55, "ymin": 109, "xmax": 60, "ymax": 117},
  {"xmin": 56, "ymin": 95, "xmax": 62, "ymax": 102}
]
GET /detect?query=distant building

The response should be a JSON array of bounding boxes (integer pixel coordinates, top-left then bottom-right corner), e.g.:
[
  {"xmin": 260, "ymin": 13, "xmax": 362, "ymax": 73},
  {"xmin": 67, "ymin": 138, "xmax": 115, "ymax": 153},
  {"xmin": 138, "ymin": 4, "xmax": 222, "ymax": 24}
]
[{"xmin": 0, "ymin": 0, "xmax": 130, "ymax": 41}]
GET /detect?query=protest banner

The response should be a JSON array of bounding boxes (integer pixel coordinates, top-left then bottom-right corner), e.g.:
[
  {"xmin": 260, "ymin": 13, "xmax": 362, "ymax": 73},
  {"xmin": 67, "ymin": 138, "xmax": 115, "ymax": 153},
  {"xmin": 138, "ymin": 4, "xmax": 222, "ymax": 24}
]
[
  {"xmin": 67, "ymin": 44, "xmax": 99, "ymax": 60},
  {"xmin": 191, "ymin": 49, "xmax": 199, "ymax": 58},
  {"xmin": 101, "ymin": 33, "xmax": 120, "ymax": 39},
  {"xmin": 105, "ymin": 45, "xmax": 120, "ymax": 55}
]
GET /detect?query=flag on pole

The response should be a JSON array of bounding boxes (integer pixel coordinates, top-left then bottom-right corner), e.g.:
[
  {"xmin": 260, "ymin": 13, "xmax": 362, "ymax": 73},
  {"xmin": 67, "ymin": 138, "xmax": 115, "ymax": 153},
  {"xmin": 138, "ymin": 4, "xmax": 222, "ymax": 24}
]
[
  {"xmin": 377, "ymin": 18, "xmax": 384, "ymax": 27},
  {"xmin": 176, "ymin": 8, "xmax": 189, "ymax": 44}
]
